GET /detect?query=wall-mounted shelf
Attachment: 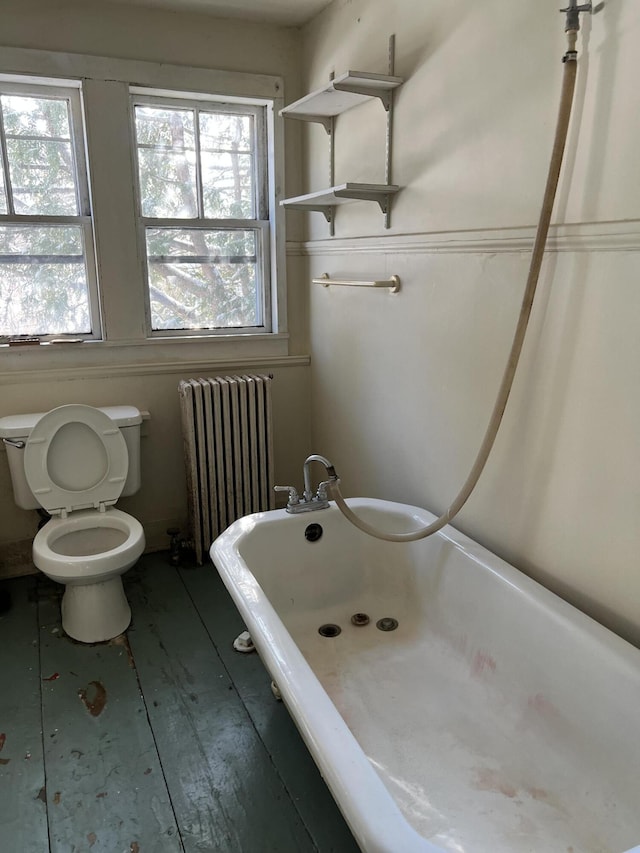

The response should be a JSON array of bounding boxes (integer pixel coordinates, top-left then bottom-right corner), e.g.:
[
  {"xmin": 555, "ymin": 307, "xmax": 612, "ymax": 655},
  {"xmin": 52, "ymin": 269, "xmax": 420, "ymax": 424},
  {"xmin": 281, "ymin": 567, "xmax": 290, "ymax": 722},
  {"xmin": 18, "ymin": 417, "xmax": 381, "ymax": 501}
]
[
  {"xmin": 281, "ymin": 183, "xmax": 399, "ymax": 224},
  {"xmin": 280, "ymin": 36, "xmax": 402, "ymax": 234},
  {"xmin": 280, "ymin": 71, "xmax": 403, "ymax": 133}
]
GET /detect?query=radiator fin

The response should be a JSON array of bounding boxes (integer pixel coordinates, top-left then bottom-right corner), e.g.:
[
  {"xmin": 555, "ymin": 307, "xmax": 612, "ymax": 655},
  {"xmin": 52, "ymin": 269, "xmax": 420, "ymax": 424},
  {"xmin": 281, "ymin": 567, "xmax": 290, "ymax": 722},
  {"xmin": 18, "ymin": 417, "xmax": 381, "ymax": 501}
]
[{"xmin": 179, "ymin": 375, "xmax": 275, "ymax": 564}]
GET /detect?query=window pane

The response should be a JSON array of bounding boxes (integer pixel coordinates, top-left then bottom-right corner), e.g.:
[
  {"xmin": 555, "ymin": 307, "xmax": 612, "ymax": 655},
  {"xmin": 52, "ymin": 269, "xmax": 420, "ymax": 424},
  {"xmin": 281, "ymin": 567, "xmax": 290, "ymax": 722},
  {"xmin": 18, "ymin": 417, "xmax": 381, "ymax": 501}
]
[
  {"xmin": 1, "ymin": 95, "xmax": 78, "ymax": 215},
  {"xmin": 146, "ymin": 227, "xmax": 259, "ymax": 330},
  {"xmin": 0, "ymin": 226, "xmax": 91, "ymax": 336},
  {"xmin": 200, "ymin": 112, "xmax": 254, "ymax": 218},
  {"xmin": 135, "ymin": 106, "xmax": 197, "ymax": 217}
]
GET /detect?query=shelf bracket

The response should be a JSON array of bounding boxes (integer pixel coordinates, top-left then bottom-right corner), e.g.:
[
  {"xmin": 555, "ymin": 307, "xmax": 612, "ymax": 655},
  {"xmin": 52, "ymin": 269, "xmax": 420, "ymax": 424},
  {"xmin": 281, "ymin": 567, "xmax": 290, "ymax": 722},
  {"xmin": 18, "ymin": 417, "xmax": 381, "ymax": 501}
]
[
  {"xmin": 378, "ymin": 194, "xmax": 391, "ymax": 216},
  {"xmin": 284, "ymin": 113, "xmax": 333, "ymax": 134},
  {"xmin": 384, "ymin": 195, "xmax": 391, "ymax": 229},
  {"xmin": 332, "ymin": 189, "xmax": 392, "ymax": 220},
  {"xmin": 332, "ymin": 82, "xmax": 393, "ymax": 111},
  {"xmin": 285, "ymin": 203, "xmax": 334, "ymax": 227},
  {"xmin": 378, "ymin": 193, "xmax": 392, "ymax": 229}
]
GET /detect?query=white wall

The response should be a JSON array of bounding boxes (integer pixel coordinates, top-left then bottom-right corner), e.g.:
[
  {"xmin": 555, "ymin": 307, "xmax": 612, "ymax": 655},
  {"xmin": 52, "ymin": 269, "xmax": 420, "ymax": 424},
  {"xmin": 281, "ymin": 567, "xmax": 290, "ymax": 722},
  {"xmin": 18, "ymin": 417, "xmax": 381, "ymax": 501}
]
[
  {"xmin": 0, "ymin": 0, "xmax": 311, "ymax": 574},
  {"xmin": 299, "ymin": 0, "xmax": 640, "ymax": 644}
]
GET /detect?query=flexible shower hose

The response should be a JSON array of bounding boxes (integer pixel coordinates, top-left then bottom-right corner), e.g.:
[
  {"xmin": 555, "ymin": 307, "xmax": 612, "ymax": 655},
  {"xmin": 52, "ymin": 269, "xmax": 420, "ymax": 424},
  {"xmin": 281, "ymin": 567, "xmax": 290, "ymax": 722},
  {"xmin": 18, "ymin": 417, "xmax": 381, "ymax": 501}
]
[{"xmin": 330, "ymin": 31, "xmax": 580, "ymax": 542}]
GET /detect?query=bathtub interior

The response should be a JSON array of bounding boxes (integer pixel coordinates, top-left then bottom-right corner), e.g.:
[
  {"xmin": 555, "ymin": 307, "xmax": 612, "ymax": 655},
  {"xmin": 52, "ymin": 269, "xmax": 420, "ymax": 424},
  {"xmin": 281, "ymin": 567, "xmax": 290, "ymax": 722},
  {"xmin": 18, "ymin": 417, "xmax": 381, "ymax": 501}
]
[{"xmin": 231, "ymin": 503, "xmax": 640, "ymax": 853}]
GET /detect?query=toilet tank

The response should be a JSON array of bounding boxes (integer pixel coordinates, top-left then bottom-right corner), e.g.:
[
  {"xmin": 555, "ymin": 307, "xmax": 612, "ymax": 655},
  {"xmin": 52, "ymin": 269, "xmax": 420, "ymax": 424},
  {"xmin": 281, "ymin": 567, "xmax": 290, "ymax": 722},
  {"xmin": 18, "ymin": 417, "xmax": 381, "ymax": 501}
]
[{"xmin": 0, "ymin": 405, "xmax": 143, "ymax": 510}]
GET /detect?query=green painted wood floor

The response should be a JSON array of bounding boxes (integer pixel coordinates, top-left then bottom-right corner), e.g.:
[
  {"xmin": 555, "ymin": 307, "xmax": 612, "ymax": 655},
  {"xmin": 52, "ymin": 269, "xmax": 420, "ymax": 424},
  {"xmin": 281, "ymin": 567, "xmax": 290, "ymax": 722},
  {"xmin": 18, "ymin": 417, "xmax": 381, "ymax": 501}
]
[{"xmin": 0, "ymin": 555, "xmax": 361, "ymax": 853}]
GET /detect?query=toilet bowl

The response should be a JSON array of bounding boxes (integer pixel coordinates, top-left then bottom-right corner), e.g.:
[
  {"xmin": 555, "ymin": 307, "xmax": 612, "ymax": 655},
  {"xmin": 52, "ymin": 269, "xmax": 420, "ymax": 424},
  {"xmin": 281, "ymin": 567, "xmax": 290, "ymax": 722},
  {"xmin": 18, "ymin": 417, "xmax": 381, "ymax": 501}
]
[
  {"xmin": 17, "ymin": 404, "xmax": 145, "ymax": 643},
  {"xmin": 33, "ymin": 508, "xmax": 144, "ymax": 584},
  {"xmin": 34, "ymin": 507, "xmax": 144, "ymax": 642}
]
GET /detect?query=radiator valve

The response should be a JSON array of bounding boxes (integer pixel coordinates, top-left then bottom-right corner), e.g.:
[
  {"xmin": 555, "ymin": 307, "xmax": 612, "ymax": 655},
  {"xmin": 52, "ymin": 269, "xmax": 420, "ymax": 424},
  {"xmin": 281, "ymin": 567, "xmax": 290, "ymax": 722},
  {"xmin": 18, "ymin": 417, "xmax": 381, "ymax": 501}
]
[{"xmin": 167, "ymin": 527, "xmax": 188, "ymax": 566}]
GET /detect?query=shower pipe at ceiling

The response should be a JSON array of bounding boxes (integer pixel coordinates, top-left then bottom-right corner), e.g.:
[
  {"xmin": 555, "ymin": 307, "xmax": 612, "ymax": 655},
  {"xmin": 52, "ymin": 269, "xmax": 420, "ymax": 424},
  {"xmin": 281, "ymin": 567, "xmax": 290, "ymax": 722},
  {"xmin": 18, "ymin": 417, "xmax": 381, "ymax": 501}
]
[{"xmin": 328, "ymin": 12, "xmax": 590, "ymax": 543}]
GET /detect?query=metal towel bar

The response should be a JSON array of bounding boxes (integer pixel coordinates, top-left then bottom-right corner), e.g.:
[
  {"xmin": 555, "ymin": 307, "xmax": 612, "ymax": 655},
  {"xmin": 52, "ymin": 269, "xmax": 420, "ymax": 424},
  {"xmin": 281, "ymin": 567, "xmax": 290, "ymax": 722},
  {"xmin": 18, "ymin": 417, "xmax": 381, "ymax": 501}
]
[{"xmin": 312, "ymin": 273, "xmax": 400, "ymax": 292}]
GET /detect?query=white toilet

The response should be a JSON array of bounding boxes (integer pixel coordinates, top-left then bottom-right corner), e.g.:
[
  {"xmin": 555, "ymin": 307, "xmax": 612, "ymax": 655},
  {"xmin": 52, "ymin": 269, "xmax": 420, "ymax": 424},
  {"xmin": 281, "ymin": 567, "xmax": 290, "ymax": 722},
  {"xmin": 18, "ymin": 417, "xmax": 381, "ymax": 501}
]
[{"xmin": 0, "ymin": 404, "xmax": 145, "ymax": 643}]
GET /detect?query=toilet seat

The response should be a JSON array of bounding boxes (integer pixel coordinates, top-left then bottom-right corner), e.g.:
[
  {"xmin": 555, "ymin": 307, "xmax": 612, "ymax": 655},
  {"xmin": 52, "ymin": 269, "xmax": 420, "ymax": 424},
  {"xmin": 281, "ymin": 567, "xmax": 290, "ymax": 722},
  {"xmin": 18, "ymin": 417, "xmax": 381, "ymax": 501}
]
[{"xmin": 24, "ymin": 404, "xmax": 128, "ymax": 517}]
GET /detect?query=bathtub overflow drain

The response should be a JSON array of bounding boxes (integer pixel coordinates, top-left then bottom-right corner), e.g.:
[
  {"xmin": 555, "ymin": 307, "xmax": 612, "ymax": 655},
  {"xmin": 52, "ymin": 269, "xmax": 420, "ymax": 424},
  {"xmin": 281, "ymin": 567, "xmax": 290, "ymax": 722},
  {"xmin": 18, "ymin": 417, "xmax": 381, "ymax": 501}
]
[
  {"xmin": 305, "ymin": 523, "xmax": 323, "ymax": 542},
  {"xmin": 318, "ymin": 623, "xmax": 341, "ymax": 638},
  {"xmin": 351, "ymin": 613, "xmax": 370, "ymax": 626},
  {"xmin": 376, "ymin": 617, "xmax": 399, "ymax": 632}
]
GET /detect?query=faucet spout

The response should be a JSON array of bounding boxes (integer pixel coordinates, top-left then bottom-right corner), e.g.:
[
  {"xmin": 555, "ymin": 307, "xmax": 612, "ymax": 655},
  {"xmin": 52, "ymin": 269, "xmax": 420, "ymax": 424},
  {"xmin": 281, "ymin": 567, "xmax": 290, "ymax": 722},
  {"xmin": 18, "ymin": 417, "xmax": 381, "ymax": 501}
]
[{"xmin": 303, "ymin": 454, "xmax": 338, "ymax": 501}]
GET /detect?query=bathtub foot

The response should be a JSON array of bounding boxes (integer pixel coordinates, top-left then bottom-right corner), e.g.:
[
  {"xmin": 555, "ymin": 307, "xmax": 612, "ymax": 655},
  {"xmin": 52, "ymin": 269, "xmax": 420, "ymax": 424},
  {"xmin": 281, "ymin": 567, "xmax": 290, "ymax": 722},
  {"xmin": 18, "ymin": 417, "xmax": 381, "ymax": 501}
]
[
  {"xmin": 270, "ymin": 680, "xmax": 282, "ymax": 701},
  {"xmin": 233, "ymin": 630, "xmax": 256, "ymax": 654}
]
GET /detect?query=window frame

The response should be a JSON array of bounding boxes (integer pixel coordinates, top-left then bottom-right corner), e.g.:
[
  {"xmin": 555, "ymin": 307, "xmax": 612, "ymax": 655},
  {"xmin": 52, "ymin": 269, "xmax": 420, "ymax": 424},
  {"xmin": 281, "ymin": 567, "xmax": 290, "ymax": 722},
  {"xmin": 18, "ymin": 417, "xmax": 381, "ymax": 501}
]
[
  {"xmin": 0, "ymin": 47, "xmax": 288, "ymax": 375},
  {"xmin": 0, "ymin": 77, "xmax": 102, "ymax": 342},
  {"xmin": 130, "ymin": 90, "xmax": 272, "ymax": 338}
]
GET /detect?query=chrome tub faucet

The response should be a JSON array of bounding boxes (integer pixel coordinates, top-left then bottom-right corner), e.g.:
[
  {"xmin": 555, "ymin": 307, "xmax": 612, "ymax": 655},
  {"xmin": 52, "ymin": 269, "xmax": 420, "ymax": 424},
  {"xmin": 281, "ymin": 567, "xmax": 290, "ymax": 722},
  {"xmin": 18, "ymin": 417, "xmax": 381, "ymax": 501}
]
[{"xmin": 274, "ymin": 454, "xmax": 338, "ymax": 514}]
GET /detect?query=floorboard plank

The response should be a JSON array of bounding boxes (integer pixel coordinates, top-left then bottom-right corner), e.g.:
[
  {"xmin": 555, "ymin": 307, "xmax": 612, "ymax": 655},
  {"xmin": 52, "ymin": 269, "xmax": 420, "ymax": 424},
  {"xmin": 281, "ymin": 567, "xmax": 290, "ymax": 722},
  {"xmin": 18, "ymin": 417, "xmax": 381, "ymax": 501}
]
[
  {"xmin": 0, "ymin": 577, "xmax": 49, "ymax": 853},
  {"xmin": 37, "ymin": 582, "xmax": 181, "ymax": 853},
  {"xmin": 180, "ymin": 562, "xmax": 361, "ymax": 853},
  {"xmin": 126, "ymin": 557, "xmax": 316, "ymax": 853}
]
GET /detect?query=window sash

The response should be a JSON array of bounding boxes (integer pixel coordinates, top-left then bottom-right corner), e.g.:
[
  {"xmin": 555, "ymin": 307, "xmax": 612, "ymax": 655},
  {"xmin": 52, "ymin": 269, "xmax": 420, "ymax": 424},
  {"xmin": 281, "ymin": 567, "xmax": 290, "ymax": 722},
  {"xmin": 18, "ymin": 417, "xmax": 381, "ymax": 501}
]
[
  {"xmin": 0, "ymin": 217, "xmax": 101, "ymax": 341},
  {"xmin": 131, "ymin": 90, "xmax": 271, "ymax": 336},
  {"xmin": 0, "ymin": 80, "xmax": 100, "ymax": 341},
  {"xmin": 0, "ymin": 82, "xmax": 91, "ymax": 217},
  {"xmin": 139, "ymin": 219, "xmax": 270, "ymax": 337}
]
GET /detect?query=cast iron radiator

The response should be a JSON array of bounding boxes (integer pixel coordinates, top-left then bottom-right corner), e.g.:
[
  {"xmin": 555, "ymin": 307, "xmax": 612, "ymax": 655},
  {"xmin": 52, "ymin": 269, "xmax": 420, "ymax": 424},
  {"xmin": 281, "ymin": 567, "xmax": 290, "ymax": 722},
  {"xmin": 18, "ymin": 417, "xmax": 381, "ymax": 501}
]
[{"xmin": 178, "ymin": 375, "xmax": 275, "ymax": 564}]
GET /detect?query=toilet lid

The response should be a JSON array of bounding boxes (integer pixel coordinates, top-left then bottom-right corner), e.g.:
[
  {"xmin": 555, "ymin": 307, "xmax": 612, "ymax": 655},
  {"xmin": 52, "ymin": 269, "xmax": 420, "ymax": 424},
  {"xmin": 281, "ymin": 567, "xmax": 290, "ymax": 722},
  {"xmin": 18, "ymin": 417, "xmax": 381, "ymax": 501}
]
[{"xmin": 24, "ymin": 404, "xmax": 129, "ymax": 517}]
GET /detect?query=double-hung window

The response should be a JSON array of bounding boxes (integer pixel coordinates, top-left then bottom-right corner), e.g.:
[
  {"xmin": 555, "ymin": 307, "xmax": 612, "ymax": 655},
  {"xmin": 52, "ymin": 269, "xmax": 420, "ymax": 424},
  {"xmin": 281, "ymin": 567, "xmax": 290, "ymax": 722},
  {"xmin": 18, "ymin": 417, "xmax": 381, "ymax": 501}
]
[
  {"xmin": 132, "ymin": 91, "xmax": 271, "ymax": 336},
  {"xmin": 0, "ymin": 53, "xmax": 283, "ymax": 357},
  {"xmin": 0, "ymin": 79, "xmax": 99, "ymax": 340}
]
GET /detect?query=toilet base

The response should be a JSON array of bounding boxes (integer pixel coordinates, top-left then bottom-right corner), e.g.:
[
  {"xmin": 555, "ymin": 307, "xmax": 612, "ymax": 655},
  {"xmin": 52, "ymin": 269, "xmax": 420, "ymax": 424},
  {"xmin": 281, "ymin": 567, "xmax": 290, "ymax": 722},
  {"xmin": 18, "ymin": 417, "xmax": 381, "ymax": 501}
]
[{"xmin": 61, "ymin": 576, "xmax": 131, "ymax": 643}]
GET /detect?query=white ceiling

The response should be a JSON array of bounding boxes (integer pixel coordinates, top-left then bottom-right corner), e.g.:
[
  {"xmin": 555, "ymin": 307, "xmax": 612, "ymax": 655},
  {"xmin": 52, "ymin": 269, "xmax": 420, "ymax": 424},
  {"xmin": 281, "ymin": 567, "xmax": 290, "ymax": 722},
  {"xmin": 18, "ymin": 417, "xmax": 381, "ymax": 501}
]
[{"xmin": 97, "ymin": 0, "xmax": 333, "ymax": 26}]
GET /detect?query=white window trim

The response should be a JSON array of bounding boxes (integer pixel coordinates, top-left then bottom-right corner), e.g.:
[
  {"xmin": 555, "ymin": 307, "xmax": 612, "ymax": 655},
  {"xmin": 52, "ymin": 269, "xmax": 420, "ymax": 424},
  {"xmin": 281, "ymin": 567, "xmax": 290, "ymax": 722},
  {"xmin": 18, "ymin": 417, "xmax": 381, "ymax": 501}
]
[{"xmin": 0, "ymin": 46, "xmax": 288, "ymax": 373}]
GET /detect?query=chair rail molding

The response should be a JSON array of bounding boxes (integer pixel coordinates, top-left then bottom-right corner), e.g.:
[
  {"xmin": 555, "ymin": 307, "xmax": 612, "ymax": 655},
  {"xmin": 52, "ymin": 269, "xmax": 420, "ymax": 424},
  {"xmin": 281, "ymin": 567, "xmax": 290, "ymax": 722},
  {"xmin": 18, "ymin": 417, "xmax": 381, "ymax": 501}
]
[{"xmin": 286, "ymin": 219, "xmax": 640, "ymax": 257}]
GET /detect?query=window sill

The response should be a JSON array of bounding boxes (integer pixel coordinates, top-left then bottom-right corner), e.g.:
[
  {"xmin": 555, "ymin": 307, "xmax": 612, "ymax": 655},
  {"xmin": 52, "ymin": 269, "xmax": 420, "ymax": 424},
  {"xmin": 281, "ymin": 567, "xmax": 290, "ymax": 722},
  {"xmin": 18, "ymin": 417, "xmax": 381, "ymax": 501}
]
[{"xmin": 0, "ymin": 333, "xmax": 306, "ymax": 383}]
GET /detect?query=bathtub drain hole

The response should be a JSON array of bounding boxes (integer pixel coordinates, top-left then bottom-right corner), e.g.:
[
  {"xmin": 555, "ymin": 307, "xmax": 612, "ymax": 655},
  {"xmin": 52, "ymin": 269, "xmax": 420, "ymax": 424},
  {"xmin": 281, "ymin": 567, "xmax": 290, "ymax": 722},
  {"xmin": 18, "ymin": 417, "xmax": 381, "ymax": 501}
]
[
  {"xmin": 376, "ymin": 617, "xmax": 399, "ymax": 632},
  {"xmin": 318, "ymin": 623, "xmax": 341, "ymax": 638},
  {"xmin": 351, "ymin": 613, "xmax": 370, "ymax": 626}
]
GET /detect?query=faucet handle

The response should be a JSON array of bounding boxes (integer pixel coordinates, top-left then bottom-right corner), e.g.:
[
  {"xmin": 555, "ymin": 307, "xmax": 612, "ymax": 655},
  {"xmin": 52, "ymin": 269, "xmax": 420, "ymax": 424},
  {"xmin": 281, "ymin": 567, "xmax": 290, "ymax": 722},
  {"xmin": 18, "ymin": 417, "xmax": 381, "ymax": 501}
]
[
  {"xmin": 274, "ymin": 485, "xmax": 300, "ymax": 506},
  {"xmin": 316, "ymin": 480, "xmax": 336, "ymax": 501}
]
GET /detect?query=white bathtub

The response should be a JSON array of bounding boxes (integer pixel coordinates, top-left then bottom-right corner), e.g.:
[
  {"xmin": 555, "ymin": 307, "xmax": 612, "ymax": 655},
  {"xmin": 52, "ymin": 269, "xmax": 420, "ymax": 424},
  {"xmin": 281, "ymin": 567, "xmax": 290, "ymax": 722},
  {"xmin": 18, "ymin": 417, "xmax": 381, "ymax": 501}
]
[{"xmin": 211, "ymin": 498, "xmax": 640, "ymax": 853}]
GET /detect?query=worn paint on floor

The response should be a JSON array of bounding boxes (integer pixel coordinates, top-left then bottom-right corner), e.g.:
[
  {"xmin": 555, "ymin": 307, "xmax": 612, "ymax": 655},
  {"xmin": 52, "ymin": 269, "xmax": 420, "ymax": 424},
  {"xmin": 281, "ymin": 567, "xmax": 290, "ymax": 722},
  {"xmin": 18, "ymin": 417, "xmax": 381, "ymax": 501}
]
[{"xmin": 0, "ymin": 555, "xmax": 360, "ymax": 853}]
